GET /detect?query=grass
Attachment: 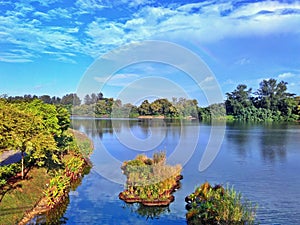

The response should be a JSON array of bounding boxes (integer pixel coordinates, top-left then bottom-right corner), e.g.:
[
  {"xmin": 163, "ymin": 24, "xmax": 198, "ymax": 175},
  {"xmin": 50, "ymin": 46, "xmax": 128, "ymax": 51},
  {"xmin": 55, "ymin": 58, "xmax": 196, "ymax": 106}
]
[
  {"xmin": 0, "ymin": 167, "xmax": 51, "ymax": 225},
  {"xmin": 0, "ymin": 129, "xmax": 94, "ymax": 225},
  {"xmin": 185, "ymin": 182, "xmax": 257, "ymax": 225}
]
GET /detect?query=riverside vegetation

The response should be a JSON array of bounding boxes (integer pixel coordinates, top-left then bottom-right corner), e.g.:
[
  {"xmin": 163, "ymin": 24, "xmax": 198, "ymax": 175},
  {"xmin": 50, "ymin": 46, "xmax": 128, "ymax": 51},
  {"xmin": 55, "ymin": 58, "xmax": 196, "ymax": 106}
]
[
  {"xmin": 185, "ymin": 182, "xmax": 256, "ymax": 225},
  {"xmin": 2, "ymin": 78, "xmax": 299, "ymax": 121},
  {"xmin": 0, "ymin": 97, "xmax": 258, "ymax": 224},
  {"xmin": 0, "ymin": 98, "xmax": 93, "ymax": 224}
]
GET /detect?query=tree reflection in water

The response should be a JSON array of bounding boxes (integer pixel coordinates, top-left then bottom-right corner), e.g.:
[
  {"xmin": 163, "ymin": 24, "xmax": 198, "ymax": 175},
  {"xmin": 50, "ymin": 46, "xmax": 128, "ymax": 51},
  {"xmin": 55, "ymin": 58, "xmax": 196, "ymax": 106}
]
[
  {"xmin": 30, "ymin": 197, "xmax": 69, "ymax": 225},
  {"xmin": 124, "ymin": 203, "xmax": 170, "ymax": 220}
]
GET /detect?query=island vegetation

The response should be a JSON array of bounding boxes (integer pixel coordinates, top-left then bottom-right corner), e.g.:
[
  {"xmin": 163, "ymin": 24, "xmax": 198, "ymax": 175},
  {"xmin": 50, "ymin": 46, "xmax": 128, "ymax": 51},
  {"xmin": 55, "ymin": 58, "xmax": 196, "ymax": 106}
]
[
  {"xmin": 1, "ymin": 78, "xmax": 299, "ymax": 122},
  {"xmin": 185, "ymin": 182, "xmax": 256, "ymax": 225},
  {"xmin": 119, "ymin": 152, "xmax": 182, "ymax": 206},
  {"xmin": 0, "ymin": 98, "xmax": 93, "ymax": 224}
]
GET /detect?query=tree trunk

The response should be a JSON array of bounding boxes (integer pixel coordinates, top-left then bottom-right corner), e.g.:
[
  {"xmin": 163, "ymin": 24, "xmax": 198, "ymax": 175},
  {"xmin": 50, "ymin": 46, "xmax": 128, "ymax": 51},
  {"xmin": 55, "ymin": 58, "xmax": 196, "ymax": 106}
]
[{"xmin": 21, "ymin": 151, "xmax": 24, "ymax": 179}]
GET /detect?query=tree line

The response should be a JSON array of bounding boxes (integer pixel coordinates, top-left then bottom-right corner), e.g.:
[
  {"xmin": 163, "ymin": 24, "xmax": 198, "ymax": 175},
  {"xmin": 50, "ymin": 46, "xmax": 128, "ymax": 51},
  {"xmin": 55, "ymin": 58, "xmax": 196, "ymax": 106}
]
[
  {"xmin": 1, "ymin": 78, "xmax": 299, "ymax": 121},
  {"xmin": 225, "ymin": 78, "xmax": 299, "ymax": 121}
]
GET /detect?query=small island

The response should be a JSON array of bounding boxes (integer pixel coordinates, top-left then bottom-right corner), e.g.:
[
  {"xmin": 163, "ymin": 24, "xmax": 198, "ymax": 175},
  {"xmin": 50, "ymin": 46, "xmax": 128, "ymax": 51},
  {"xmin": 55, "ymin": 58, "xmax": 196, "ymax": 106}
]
[
  {"xmin": 119, "ymin": 152, "xmax": 182, "ymax": 206},
  {"xmin": 185, "ymin": 182, "xmax": 256, "ymax": 225}
]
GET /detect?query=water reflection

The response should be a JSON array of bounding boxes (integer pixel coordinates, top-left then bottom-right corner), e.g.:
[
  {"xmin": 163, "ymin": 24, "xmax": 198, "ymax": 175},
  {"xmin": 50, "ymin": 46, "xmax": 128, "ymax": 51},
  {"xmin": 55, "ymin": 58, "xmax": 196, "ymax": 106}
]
[
  {"xmin": 259, "ymin": 124, "xmax": 288, "ymax": 163},
  {"xmin": 29, "ymin": 165, "xmax": 92, "ymax": 224},
  {"xmin": 71, "ymin": 118, "xmax": 113, "ymax": 139},
  {"xmin": 124, "ymin": 203, "xmax": 170, "ymax": 220},
  {"xmin": 28, "ymin": 198, "xmax": 69, "ymax": 225},
  {"xmin": 226, "ymin": 122, "xmax": 253, "ymax": 158},
  {"xmin": 226, "ymin": 122, "xmax": 289, "ymax": 163}
]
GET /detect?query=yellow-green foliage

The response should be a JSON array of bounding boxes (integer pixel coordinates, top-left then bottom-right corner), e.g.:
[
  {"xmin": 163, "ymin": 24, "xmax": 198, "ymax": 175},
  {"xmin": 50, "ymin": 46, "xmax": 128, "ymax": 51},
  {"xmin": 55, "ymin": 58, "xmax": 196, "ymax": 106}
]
[
  {"xmin": 186, "ymin": 182, "xmax": 256, "ymax": 225},
  {"xmin": 44, "ymin": 173, "xmax": 70, "ymax": 208},
  {"xmin": 63, "ymin": 154, "xmax": 85, "ymax": 181},
  {"xmin": 121, "ymin": 152, "xmax": 182, "ymax": 201}
]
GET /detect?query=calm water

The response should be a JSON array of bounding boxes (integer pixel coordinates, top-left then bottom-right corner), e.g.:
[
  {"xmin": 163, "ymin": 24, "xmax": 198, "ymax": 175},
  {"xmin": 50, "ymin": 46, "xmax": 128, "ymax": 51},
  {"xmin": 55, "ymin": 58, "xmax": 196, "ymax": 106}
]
[{"xmin": 45, "ymin": 119, "xmax": 300, "ymax": 224}]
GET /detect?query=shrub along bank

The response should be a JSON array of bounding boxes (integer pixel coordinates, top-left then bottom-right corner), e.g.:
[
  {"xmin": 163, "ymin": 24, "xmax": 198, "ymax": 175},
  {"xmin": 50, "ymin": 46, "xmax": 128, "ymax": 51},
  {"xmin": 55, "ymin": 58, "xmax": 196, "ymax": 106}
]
[{"xmin": 0, "ymin": 99, "xmax": 93, "ymax": 225}]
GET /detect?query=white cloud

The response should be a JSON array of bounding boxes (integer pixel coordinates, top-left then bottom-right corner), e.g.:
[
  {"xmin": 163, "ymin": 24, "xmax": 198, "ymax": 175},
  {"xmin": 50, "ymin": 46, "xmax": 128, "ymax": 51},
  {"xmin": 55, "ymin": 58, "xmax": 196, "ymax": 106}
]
[
  {"xmin": 33, "ymin": 11, "xmax": 51, "ymax": 20},
  {"xmin": 48, "ymin": 8, "xmax": 72, "ymax": 19},
  {"xmin": 1, "ymin": 0, "xmax": 300, "ymax": 63},
  {"xmin": 119, "ymin": 0, "xmax": 153, "ymax": 8},
  {"xmin": 278, "ymin": 72, "xmax": 295, "ymax": 79},
  {"xmin": 83, "ymin": 0, "xmax": 300, "ymax": 56},
  {"xmin": 26, "ymin": 0, "xmax": 62, "ymax": 6},
  {"xmin": 235, "ymin": 57, "xmax": 251, "ymax": 65},
  {"xmin": 94, "ymin": 73, "xmax": 140, "ymax": 87},
  {"xmin": 0, "ymin": 49, "xmax": 35, "ymax": 63},
  {"xmin": 85, "ymin": 19, "xmax": 126, "ymax": 45},
  {"xmin": 230, "ymin": 1, "xmax": 300, "ymax": 18},
  {"xmin": 75, "ymin": 0, "xmax": 108, "ymax": 12}
]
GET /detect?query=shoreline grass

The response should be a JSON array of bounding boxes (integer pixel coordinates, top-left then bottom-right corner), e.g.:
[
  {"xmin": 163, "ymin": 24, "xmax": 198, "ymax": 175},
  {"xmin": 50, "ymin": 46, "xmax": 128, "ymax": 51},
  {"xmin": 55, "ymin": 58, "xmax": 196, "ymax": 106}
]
[{"xmin": 0, "ymin": 129, "xmax": 93, "ymax": 225}]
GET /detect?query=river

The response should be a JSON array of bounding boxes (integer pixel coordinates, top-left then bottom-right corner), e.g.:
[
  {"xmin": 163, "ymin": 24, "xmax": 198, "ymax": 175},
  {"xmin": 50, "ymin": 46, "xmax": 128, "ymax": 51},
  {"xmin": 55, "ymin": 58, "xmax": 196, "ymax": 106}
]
[{"xmin": 35, "ymin": 118, "xmax": 300, "ymax": 224}]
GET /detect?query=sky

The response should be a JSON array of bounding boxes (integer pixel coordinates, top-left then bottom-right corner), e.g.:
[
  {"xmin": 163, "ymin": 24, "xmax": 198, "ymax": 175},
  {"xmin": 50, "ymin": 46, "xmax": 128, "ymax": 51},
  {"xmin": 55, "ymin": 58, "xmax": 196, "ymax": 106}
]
[{"xmin": 1, "ymin": 0, "xmax": 300, "ymax": 105}]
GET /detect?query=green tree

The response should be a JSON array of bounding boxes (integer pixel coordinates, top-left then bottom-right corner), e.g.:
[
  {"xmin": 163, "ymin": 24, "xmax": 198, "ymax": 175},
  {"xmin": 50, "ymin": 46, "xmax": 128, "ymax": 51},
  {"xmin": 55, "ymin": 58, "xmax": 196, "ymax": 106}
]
[
  {"xmin": 0, "ymin": 101, "xmax": 58, "ymax": 179},
  {"xmin": 255, "ymin": 79, "xmax": 294, "ymax": 111},
  {"xmin": 61, "ymin": 93, "xmax": 81, "ymax": 106},
  {"xmin": 39, "ymin": 95, "xmax": 52, "ymax": 104},
  {"xmin": 138, "ymin": 100, "xmax": 151, "ymax": 115},
  {"xmin": 95, "ymin": 98, "xmax": 113, "ymax": 116},
  {"xmin": 150, "ymin": 98, "xmax": 178, "ymax": 117},
  {"xmin": 55, "ymin": 105, "xmax": 71, "ymax": 134},
  {"xmin": 172, "ymin": 97, "xmax": 198, "ymax": 118},
  {"xmin": 225, "ymin": 84, "xmax": 252, "ymax": 116},
  {"xmin": 84, "ymin": 94, "xmax": 92, "ymax": 105}
]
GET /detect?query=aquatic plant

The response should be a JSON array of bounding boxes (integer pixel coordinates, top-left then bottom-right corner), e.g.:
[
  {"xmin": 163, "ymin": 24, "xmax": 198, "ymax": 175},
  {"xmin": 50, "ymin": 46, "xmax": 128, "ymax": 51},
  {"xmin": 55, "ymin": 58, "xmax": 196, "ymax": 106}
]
[
  {"xmin": 119, "ymin": 152, "xmax": 182, "ymax": 206},
  {"xmin": 185, "ymin": 182, "xmax": 256, "ymax": 225}
]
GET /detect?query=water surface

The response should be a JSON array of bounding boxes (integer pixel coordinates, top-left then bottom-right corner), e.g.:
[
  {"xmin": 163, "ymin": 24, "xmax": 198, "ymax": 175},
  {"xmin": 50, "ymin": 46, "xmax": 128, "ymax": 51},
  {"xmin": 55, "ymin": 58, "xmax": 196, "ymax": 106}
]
[{"xmin": 60, "ymin": 119, "xmax": 300, "ymax": 225}]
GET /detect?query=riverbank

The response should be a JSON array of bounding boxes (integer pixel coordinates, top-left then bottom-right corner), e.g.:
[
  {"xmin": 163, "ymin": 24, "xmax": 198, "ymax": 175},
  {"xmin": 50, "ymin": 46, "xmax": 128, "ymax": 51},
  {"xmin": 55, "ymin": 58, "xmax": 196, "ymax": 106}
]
[{"xmin": 0, "ymin": 129, "xmax": 93, "ymax": 225}]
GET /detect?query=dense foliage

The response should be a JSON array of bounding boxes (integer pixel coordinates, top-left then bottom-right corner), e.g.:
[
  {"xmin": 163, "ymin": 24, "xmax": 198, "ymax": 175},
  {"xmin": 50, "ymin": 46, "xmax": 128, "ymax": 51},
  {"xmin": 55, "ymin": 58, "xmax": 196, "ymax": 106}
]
[
  {"xmin": 0, "ymin": 97, "xmax": 94, "ymax": 224},
  {"xmin": 119, "ymin": 152, "xmax": 182, "ymax": 205},
  {"xmin": 225, "ymin": 79, "xmax": 299, "ymax": 121},
  {"xmin": 1, "ymin": 78, "xmax": 299, "ymax": 121},
  {"xmin": 0, "ymin": 99, "xmax": 71, "ymax": 179},
  {"xmin": 185, "ymin": 182, "xmax": 256, "ymax": 225}
]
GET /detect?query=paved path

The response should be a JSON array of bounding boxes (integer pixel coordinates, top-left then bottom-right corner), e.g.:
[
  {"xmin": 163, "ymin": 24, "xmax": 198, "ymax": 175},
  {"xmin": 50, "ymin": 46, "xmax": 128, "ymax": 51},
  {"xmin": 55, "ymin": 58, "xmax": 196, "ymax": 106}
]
[{"xmin": 0, "ymin": 150, "xmax": 22, "ymax": 166}]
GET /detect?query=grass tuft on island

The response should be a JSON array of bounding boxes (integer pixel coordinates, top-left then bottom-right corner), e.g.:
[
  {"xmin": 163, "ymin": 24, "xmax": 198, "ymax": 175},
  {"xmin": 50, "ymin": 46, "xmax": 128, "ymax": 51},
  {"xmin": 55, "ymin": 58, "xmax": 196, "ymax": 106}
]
[
  {"xmin": 185, "ymin": 182, "xmax": 257, "ymax": 225},
  {"xmin": 119, "ymin": 152, "xmax": 182, "ymax": 206}
]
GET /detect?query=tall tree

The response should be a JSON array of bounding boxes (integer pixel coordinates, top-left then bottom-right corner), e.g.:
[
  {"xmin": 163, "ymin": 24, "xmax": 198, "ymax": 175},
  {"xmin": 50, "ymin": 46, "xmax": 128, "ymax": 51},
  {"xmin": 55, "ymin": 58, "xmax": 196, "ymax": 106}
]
[
  {"xmin": 225, "ymin": 84, "xmax": 252, "ymax": 115},
  {"xmin": 255, "ymin": 79, "xmax": 296, "ymax": 116},
  {"xmin": 138, "ymin": 100, "xmax": 151, "ymax": 115},
  {"xmin": 61, "ymin": 93, "xmax": 81, "ymax": 106},
  {"xmin": 84, "ymin": 94, "xmax": 92, "ymax": 105},
  {"xmin": 0, "ymin": 101, "xmax": 58, "ymax": 179},
  {"xmin": 39, "ymin": 95, "xmax": 52, "ymax": 104}
]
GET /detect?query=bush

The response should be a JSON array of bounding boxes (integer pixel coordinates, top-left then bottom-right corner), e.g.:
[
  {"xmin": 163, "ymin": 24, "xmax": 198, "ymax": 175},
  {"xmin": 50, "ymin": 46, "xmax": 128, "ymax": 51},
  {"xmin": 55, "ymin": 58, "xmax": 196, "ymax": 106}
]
[
  {"xmin": 185, "ymin": 182, "xmax": 256, "ymax": 225},
  {"xmin": 44, "ymin": 173, "xmax": 70, "ymax": 208},
  {"xmin": 0, "ymin": 163, "xmax": 21, "ymax": 188}
]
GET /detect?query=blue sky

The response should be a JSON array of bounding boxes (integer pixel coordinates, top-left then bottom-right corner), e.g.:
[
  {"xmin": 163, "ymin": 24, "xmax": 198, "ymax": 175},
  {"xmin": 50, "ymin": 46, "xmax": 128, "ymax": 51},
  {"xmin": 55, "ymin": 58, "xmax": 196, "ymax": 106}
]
[{"xmin": 1, "ymin": 0, "xmax": 300, "ymax": 105}]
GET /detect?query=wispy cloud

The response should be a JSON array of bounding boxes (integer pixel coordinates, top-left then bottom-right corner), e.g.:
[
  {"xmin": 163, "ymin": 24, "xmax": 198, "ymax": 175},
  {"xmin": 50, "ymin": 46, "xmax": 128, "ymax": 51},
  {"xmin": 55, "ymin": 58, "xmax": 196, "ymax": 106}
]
[
  {"xmin": 235, "ymin": 57, "xmax": 251, "ymax": 65},
  {"xmin": 278, "ymin": 72, "xmax": 295, "ymax": 79},
  {"xmin": 94, "ymin": 73, "xmax": 140, "ymax": 87},
  {"xmin": 1, "ymin": 0, "xmax": 300, "ymax": 63},
  {"xmin": 0, "ymin": 49, "xmax": 35, "ymax": 63}
]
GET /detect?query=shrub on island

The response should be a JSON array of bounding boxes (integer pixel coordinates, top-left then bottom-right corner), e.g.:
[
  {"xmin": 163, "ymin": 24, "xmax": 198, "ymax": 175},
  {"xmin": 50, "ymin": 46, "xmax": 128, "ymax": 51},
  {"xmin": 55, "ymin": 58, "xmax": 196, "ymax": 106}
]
[
  {"xmin": 119, "ymin": 152, "xmax": 182, "ymax": 206},
  {"xmin": 185, "ymin": 182, "xmax": 256, "ymax": 225}
]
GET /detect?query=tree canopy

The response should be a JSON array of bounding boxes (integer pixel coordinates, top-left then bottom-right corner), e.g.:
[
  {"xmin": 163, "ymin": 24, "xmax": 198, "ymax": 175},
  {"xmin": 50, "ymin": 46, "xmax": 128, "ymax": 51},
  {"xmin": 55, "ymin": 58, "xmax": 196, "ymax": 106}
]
[
  {"xmin": 1, "ymin": 78, "xmax": 299, "ymax": 122},
  {"xmin": 225, "ymin": 79, "xmax": 299, "ymax": 121},
  {"xmin": 0, "ymin": 99, "xmax": 71, "ymax": 178}
]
